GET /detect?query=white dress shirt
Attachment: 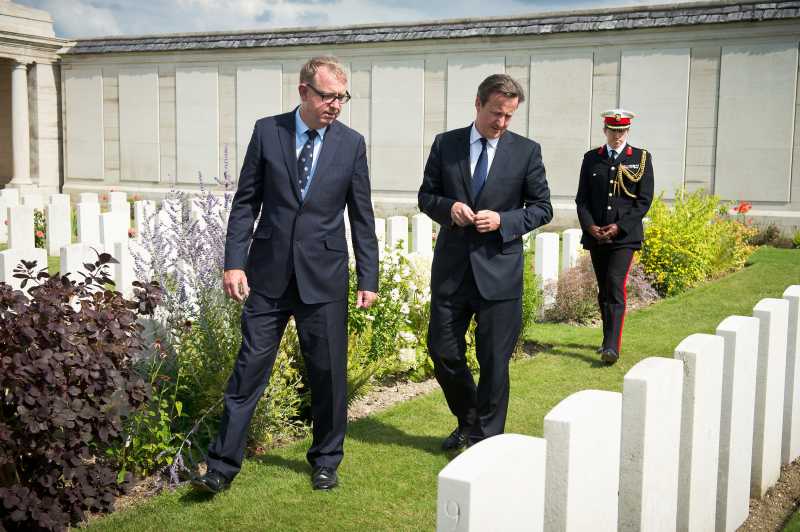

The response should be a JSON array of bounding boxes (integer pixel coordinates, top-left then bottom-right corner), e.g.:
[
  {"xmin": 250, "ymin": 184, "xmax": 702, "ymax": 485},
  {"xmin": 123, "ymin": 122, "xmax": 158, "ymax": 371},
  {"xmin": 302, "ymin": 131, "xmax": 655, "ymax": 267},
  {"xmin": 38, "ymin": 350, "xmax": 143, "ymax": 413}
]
[
  {"xmin": 606, "ymin": 142, "xmax": 627, "ymax": 161},
  {"xmin": 469, "ymin": 123, "xmax": 499, "ymax": 178}
]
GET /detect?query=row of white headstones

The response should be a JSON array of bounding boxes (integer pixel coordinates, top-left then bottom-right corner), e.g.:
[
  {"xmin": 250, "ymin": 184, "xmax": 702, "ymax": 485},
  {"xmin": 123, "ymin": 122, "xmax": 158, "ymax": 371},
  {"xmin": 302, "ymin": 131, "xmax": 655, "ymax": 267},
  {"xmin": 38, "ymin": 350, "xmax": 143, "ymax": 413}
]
[
  {"xmin": 437, "ymin": 285, "xmax": 800, "ymax": 532},
  {"xmin": 0, "ymin": 187, "xmax": 581, "ymax": 298}
]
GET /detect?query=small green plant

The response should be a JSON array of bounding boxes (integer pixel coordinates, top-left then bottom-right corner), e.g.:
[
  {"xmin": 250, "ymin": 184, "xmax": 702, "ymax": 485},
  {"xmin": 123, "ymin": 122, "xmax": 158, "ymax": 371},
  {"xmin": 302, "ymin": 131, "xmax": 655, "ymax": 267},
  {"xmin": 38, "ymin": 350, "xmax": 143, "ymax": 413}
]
[
  {"xmin": 640, "ymin": 190, "xmax": 756, "ymax": 296},
  {"xmin": 33, "ymin": 209, "xmax": 45, "ymax": 248},
  {"xmin": 793, "ymin": 230, "xmax": 800, "ymax": 249}
]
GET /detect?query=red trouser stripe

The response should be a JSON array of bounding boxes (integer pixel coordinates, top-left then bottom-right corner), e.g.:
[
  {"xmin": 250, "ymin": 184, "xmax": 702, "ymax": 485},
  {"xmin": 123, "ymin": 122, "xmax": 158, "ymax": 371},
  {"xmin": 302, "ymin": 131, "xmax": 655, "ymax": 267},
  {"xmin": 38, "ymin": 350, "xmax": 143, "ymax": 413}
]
[{"xmin": 616, "ymin": 255, "xmax": 635, "ymax": 352}]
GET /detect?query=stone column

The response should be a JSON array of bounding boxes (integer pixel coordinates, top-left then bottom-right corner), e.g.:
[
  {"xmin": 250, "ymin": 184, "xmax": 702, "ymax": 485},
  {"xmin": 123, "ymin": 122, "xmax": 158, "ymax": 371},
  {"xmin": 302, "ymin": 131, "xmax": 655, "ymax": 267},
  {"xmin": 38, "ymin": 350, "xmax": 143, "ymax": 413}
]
[{"xmin": 10, "ymin": 61, "xmax": 32, "ymax": 187}]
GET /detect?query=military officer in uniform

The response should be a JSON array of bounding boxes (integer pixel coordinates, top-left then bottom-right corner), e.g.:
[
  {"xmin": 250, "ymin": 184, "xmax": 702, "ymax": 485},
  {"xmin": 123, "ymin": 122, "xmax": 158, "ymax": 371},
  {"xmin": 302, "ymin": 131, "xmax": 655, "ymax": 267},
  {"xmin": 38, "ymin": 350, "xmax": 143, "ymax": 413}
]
[{"xmin": 575, "ymin": 109, "xmax": 654, "ymax": 364}]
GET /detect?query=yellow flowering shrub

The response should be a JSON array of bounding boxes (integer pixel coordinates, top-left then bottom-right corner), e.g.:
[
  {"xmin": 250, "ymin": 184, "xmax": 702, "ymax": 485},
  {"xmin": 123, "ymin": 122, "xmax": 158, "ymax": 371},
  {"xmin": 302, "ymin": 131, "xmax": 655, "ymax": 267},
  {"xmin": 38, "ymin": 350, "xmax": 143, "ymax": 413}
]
[{"xmin": 640, "ymin": 190, "xmax": 756, "ymax": 296}]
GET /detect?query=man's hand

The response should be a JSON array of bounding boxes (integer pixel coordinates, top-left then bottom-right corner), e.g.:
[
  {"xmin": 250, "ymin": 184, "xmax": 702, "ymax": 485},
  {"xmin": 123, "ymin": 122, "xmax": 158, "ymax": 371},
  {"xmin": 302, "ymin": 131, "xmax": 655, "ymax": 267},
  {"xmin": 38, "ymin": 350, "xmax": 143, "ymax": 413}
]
[
  {"xmin": 474, "ymin": 210, "xmax": 501, "ymax": 233},
  {"xmin": 588, "ymin": 224, "xmax": 605, "ymax": 240},
  {"xmin": 600, "ymin": 224, "xmax": 620, "ymax": 240},
  {"xmin": 223, "ymin": 269, "xmax": 250, "ymax": 302},
  {"xmin": 356, "ymin": 290, "xmax": 378, "ymax": 309},
  {"xmin": 451, "ymin": 202, "xmax": 475, "ymax": 227}
]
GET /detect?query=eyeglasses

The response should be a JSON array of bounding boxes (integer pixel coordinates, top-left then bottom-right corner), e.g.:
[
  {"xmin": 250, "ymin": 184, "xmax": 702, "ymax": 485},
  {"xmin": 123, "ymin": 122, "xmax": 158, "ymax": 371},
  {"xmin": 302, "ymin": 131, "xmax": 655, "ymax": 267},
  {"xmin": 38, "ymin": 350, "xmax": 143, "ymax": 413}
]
[{"xmin": 304, "ymin": 83, "xmax": 351, "ymax": 104}]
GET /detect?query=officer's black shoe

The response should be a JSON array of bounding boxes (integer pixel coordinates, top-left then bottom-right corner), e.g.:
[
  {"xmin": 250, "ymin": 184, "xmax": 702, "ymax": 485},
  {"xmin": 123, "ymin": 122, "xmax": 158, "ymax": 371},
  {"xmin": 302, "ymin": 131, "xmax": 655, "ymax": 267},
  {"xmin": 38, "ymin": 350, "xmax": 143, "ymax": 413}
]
[
  {"xmin": 601, "ymin": 348, "xmax": 620, "ymax": 365},
  {"xmin": 311, "ymin": 466, "xmax": 339, "ymax": 490},
  {"xmin": 190, "ymin": 469, "xmax": 231, "ymax": 494},
  {"xmin": 442, "ymin": 427, "xmax": 468, "ymax": 451}
]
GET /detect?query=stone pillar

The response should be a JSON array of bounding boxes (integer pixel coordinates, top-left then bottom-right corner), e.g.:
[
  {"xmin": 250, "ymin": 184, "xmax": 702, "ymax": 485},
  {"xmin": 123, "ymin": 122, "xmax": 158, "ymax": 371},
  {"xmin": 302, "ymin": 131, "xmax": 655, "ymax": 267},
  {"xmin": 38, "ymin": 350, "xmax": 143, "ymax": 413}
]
[{"xmin": 10, "ymin": 61, "xmax": 32, "ymax": 187}]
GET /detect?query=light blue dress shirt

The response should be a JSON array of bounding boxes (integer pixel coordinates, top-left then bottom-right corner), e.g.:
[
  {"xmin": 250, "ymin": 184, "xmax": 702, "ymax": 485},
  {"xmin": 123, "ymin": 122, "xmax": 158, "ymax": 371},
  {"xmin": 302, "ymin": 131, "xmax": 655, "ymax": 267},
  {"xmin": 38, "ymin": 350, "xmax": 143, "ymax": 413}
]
[{"xmin": 295, "ymin": 109, "xmax": 327, "ymax": 199}]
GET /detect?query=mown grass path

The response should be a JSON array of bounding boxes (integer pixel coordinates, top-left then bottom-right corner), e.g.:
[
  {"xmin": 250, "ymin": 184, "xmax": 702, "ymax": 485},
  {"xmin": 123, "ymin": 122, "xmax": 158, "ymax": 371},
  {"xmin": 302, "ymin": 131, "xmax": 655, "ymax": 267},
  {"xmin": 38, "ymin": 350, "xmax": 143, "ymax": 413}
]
[{"xmin": 85, "ymin": 247, "xmax": 799, "ymax": 531}]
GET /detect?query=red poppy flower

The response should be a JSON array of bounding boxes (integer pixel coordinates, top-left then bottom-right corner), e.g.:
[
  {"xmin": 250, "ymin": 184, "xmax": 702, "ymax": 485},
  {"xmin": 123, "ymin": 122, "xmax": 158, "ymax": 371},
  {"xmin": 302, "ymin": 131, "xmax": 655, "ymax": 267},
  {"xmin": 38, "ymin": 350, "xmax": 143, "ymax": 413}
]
[
  {"xmin": 128, "ymin": 228, "xmax": 137, "ymax": 238},
  {"xmin": 736, "ymin": 201, "xmax": 752, "ymax": 214},
  {"xmin": 35, "ymin": 230, "xmax": 44, "ymax": 238}
]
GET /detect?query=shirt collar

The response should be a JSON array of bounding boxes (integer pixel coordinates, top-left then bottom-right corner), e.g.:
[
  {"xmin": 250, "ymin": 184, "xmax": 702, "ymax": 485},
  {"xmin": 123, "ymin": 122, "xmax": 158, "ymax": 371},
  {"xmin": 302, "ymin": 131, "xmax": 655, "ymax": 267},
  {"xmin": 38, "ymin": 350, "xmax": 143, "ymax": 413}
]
[
  {"xmin": 470, "ymin": 123, "xmax": 500, "ymax": 149},
  {"xmin": 606, "ymin": 142, "xmax": 627, "ymax": 158},
  {"xmin": 295, "ymin": 108, "xmax": 327, "ymax": 140}
]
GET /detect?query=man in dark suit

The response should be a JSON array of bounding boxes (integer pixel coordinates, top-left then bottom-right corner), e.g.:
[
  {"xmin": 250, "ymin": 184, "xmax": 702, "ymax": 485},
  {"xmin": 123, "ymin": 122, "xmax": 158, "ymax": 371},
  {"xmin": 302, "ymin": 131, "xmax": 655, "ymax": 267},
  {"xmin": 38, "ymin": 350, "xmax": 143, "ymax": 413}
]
[
  {"xmin": 575, "ymin": 109, "xmax": 654, "ymax": 365},
  {"xmin": 192, "ymin": 56, "xmax": 378, "ymax": 493},
  {"xmin": 418, "ymin": 74, "xmax": 552, "ymax": 450}
]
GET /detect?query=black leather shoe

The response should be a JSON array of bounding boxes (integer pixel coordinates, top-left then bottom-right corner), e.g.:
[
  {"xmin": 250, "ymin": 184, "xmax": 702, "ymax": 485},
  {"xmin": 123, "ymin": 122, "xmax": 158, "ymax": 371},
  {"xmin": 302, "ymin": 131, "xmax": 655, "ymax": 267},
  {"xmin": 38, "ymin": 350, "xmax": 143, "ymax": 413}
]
[
  {"xmin": 190, "ymin": 469, "xmax": 230, "ymax": 494},
  {"xmin": 601, "ymin": 348, "xmax": 619, "ymax": 365},
  {"xmin": 441, "ymin": 427, "xmax": 468, "ymax": 451},
  {"xmin": 311, "ymin": 466, "xmax": 339, "ymax": 490}
]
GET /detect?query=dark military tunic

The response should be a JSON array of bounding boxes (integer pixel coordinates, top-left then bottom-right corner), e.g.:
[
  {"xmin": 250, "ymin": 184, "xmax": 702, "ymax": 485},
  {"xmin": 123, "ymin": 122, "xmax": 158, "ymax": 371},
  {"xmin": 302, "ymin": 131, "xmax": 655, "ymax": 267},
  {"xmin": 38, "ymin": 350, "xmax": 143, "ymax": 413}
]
[
  {"xmin": 575, "ymin": 144, "xmax": 655, "ymax": 356},
  {"xmin": 576, "ymin": 144, "xmax": 654, "ymax": 250}
]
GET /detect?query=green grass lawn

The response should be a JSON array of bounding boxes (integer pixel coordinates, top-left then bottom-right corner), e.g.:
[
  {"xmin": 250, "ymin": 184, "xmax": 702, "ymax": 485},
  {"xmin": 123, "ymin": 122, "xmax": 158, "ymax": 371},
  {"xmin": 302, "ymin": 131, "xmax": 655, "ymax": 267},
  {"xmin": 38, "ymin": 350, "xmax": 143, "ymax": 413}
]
[{"xmin": 72, "ymin": 246, "xmax": 799, "ymax": 531}]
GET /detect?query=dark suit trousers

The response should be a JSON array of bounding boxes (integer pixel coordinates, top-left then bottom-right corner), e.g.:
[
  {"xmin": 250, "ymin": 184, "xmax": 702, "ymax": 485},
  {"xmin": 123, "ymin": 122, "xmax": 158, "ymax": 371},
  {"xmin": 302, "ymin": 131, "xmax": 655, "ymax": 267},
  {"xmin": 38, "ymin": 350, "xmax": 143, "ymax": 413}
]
[
  {"xmin": 590, "ymin": 247, "xmax": 635, "ymax": 353},
  {"xmin": 207, "ymin": 276, "xmax": 348, "ymax": 480},
  {"xmin": 427, "ymin": 265, "xmax": 522, "ymax": 444}
]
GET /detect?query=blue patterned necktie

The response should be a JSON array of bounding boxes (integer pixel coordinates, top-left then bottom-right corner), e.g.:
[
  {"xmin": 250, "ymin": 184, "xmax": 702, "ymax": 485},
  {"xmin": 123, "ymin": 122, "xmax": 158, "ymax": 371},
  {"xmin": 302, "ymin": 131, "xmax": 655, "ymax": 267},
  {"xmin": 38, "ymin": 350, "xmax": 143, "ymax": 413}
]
[
  {"xmin": 297, "ymin": 129, "xmax": 318, "ymax": 197},
  {"xmin": 472, "ymin": 137, "xmax": 488, "ymax": 200}
]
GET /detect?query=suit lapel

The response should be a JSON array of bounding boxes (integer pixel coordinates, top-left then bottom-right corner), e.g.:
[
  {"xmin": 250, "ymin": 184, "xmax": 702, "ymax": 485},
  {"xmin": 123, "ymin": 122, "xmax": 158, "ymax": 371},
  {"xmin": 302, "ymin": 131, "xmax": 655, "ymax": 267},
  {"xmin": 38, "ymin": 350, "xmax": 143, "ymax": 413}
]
[
  {"xmin": 455, "ymin": 127, "xmax": 474, "ymax": 205},
  {"xmin": 303, "ymin": 121, "xmax": 342, "ymax": 203},
  {"xmin": 277, "ymin": 111, "xmax": 302, "ymax": 204},
  {"xmin": 475, "ymin": 132, "xmax": 513, "ymax": 208}
]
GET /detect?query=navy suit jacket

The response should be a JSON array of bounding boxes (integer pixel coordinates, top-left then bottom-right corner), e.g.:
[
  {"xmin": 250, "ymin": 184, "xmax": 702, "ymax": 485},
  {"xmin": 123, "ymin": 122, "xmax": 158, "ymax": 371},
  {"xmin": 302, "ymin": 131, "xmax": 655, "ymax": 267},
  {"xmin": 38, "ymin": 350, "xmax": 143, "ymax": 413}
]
[
  {"xmin": 418, "ymin": 126, "xmax": 553, "ymax": 301},
  {"xmin": 224, "ymin": 110, "xmax": 379, "ymax": 304}
]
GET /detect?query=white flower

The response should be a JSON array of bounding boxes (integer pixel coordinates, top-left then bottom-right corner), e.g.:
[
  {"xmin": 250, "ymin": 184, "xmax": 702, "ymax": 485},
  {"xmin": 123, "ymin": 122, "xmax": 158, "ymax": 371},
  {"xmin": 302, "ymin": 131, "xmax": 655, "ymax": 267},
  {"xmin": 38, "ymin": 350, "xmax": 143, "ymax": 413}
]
[
  {"xmin": 408, "ymin": 282, "xmax": 417, "ymax": 294},
  {"xmin": 402, "ymin": 266, "xmax": 411, "ymax": 278},
  {"xmin": 390, "ymin": 288, "xmax": 400, "ymax": 300},
  {"xmin": 400, "ymin": 303, "xmax": 410, "ymax": 315},
  {"xmin": 392, "ymin": 273, "xmax": 401, "ymax": 283}
]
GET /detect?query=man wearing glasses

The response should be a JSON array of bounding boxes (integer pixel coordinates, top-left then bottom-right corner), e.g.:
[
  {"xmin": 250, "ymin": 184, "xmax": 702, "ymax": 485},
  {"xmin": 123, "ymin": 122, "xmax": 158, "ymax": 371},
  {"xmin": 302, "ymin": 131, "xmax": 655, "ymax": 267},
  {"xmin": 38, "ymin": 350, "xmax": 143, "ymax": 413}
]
[{"xmin": 192, "ymin": 56, "xmax": 378, "ymax": 493}]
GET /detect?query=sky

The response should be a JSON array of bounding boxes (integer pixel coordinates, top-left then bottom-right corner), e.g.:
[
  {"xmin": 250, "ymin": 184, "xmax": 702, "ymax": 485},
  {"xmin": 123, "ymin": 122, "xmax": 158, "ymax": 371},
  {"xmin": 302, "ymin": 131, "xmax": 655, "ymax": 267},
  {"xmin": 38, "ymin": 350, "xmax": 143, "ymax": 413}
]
[{"xmin": 15, "ymin": 0, "xmax": 698, "ymax": 39}]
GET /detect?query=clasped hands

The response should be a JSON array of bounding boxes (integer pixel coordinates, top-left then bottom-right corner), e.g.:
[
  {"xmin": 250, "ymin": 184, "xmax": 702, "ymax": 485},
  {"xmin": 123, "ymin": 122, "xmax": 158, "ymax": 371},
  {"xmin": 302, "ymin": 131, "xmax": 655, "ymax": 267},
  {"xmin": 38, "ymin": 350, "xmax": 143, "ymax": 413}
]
[
  {"xmin": 451, "ymin": 202, "xmax": 500, "ymax": 232},
  {"xmin": 589, "ymin": 224, "xmax": 620, "ymax": 244}
]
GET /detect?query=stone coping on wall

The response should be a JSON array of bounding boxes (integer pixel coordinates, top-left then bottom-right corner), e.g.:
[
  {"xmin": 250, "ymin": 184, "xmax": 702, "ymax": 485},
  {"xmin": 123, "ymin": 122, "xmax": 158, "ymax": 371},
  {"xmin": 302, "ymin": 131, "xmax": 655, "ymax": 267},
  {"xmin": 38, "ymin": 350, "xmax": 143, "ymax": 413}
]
[{"xmin": 62, "ymin": 1, "xmax": 800, "ymax": 55}]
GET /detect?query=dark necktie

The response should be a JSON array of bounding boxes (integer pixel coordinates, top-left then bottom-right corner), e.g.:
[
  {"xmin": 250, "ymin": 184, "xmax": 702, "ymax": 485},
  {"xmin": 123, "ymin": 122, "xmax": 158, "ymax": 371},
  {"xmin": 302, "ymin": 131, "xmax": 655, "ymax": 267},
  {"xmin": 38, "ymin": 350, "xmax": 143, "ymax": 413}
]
[
  {"xmin": 297, "ymin": 129, "xmax": 318, "ymax": 196},
  {"xmin": 472, "ymin": 138, "xmax": 488, "ymax": 200},
  {"xmin": 610, "ymin": 149, "xmax": 617, "ymax": 162}
]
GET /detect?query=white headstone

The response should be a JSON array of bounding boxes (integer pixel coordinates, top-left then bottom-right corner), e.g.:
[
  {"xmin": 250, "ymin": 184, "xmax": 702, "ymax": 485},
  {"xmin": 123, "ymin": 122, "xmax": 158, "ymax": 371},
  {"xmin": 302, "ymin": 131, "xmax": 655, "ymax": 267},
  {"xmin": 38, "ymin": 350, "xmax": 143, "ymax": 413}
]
[
  {"xmin": 386, "ymin": 215, "xmax": 409, "ymax": 253},
  {"xmin": 0, "ymin": 188, "xmax": 20, "ymax": 206},
  {"xmin": 751, "ymin": 298, "xmax": 790, "ymax": 498},
  {"xmin": 60, "ymin": 243, "xmax": 98, "ymax": 280},
  {"xmin": 674, "ymin": 333, "xmax": 724, "ymax": 532},
  {"xmin": 76, "ymin": 202, "xmax": 101, "ymax": 246},
  {"xmin": 535, "ymin": 232, "xmax": 560, "ymax": 306},
  {"xmin": 437, "ymin": 433, "xmax": 546, "ymax": 532},
  {"xmin": 544, "ymin": 389, "xmax": 622, "ymax": 532},
  {"xmin": 561, "ymin": 228, "xmax": 583, "ymax": 272},
  {"xmin": 100, "ymin": 212, "xmax": 127, "ymax": 254},
  {"xmin": 79, "ymin": 192, "xmax": 98, "ymax": 204},
  {"xmin": 0, "ymin": 198, "xmax": 8, "ymax": 244},
  {"xmin": 715, "ymin": 315, "xmax": 759, "ymax": 532},
  {"xmin": 49, "ymin": 193, "xmax": 71, "ymax": 209},
  {"xmin": 108, "ymin": 191, "xmax": 128, "ymax": 206},
  {"xmin": 411, "ymin": 213, "xmax": 433, "ymax": 256},
  {"xmin": 375, "ymin": 218, "xmax": 386, "ymax": 249},
  {"xmin": 113, "ymin": 241, "xmax": 135, "ymax": 298},
  {"xmin": 21, "ymin": 193, "xmax": 43, "ymax": 210},
  {"xmin": 619, "ymin": 357, "xmax": 684, "ymax": 532},
  {"xmin": 46, "ymin": 203, "xmax": 72, "ymax": 256},
  {"xmin": 783, "ymin": 286, "xmax": 800, "ymax": 465},
  {"xmin": 8, "ymin": 206, "xmax": 34, "ymax": 250},
  {"xmin": 0, "ymin": 247, "xmax": 48, "ymax": 291}
]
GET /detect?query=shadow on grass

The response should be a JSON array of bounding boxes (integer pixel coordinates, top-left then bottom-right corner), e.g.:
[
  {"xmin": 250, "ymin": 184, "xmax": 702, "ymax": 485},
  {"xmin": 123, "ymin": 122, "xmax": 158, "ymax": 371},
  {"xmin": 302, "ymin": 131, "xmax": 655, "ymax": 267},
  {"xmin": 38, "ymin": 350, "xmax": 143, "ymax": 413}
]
[
  {"xmin": 347, "ymin": 417, "xmax": 443, "ymax": 456},
  {"xmin": 252, "ymin": 453, "xmax": 310, "ymax": 476},
  {"xmin": 523, "ymin": 340, "xmax": 606, "ymax": 367}
]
